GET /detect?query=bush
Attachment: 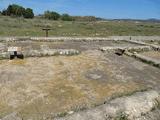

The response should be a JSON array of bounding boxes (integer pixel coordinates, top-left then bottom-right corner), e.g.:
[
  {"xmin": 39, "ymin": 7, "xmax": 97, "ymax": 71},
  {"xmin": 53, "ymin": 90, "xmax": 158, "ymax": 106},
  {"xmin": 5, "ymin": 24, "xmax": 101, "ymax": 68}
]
[
  {"xmin": 61, "ymin": 14, "xmax": 74, "ymax": 21},
  {"xmin": 73, "ymin": 16, "xmax": 97, "ymax": 21},
  {"xmin": 44, "ymin": 11, "xmax": 60, "ymax": 20},
  {"xmin": 24, "ymin": 8, "xmax": 34, "ymax": 18}
]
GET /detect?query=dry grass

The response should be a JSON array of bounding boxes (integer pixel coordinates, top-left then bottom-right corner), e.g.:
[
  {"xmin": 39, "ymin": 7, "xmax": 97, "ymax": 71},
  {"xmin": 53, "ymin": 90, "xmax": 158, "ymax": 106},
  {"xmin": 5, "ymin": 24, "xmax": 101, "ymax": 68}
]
[{"xmin": 0, "ymin": 15, "xmax": 160, "ymax": 37}]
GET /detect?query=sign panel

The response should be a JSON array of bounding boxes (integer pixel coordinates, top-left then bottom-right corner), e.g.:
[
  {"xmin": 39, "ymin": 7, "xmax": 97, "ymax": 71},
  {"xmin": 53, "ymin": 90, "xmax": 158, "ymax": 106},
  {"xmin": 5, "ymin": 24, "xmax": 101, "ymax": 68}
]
[{"xmin": 8, "ymin": 47, "xmax": 21, "ymax": 52}]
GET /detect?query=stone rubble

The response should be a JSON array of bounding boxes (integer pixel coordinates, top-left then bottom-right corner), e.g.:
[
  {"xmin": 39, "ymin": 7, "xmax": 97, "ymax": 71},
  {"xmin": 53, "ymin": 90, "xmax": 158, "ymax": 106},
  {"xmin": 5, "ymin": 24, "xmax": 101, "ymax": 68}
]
[{"xmin": 55, "ymin": 90, "xmax": 160, "ymax": 120}]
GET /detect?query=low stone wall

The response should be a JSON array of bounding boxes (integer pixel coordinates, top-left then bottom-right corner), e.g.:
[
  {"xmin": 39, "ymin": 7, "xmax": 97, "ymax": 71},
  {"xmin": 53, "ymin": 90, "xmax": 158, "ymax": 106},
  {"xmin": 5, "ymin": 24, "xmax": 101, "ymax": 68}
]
[
  {"xmin": 0, "ymin": 52, "xmax": 8, "ymax": 60},
  {"xmin": 0, "ymin": 49, "xmax": 80, "ymax": 60},
  {"xmin": 125, "ymin": 40, "xmax": 160, "ymax": 50},
  {"xmin": 100, "ymin": 46, "xmax": 152, "ymax": 53},
  {"xmin": 27, "ymin": 36, "xmax": 160, "ymax": 41},
  {"xmin": 125, "ymin": 52, "xmax": 160, "ymax": 68},
  {"xmin": 24, "ymin": 49, "xmax": 80, "ymax": 57},
  {"xmin": 0, "ymin": 43, "xmax": 6, "ymax": 52},
  {"xmin": 100, "ymin": 45, "xmax": 160, "ymax": 68},
  {"xmin": 55, "ymin": 90, "xmax": 160, "ymax": 120},
  {"xmin": 0, "ymin": 36, "xmax": 160, "ymax": 42},
  {"xmin": 0, "ymin": 37, "xmax": 30, "ymax": 42}
]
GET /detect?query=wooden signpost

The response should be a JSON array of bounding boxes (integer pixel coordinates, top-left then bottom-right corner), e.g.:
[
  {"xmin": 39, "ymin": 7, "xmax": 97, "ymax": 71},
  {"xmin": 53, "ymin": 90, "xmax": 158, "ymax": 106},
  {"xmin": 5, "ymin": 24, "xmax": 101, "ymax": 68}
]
[{"xmin": 42, "ymin": 28, "xmax": 51, "ymax": 37}]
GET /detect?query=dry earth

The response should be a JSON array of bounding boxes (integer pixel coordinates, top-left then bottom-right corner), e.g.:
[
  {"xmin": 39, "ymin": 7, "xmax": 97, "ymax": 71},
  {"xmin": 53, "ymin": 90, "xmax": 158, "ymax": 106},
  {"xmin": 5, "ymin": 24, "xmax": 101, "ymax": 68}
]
[
  {"xmin": 0, "ymin": 39, "xmax": 160, "ymax": 120},
  {"xmin": 141, "ymin": 51, "xmax": 160, "ymax": 60}
]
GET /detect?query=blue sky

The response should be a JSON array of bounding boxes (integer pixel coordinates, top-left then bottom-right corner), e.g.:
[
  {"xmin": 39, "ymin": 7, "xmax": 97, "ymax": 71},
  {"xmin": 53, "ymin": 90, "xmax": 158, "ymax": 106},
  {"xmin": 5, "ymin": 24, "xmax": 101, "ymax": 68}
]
[{"xmin": 0, "ymin": 0, "xmax": 160, "ymax": 19}]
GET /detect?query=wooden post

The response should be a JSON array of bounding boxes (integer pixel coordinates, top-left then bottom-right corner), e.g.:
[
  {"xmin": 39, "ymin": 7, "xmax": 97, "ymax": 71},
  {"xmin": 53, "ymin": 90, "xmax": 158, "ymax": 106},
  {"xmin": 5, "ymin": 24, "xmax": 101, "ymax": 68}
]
[{"xmin": 42, "ymin": 28, "xmax": 51, "ymax": 37}]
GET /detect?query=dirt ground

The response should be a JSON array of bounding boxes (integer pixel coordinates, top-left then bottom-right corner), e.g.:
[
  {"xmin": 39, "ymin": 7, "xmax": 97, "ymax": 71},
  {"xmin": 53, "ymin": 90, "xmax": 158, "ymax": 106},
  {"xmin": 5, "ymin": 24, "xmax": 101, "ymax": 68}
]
[
  {"xmin": 0, "ymin": 49, "xmax": 160, "ymax": 119},
  {"xmin": 141, "ymin": 51, "xmax": 160, "ymax": 60},
  {"xmin": 0, "ymin": 40, "xmax": 160, "ymax": 119}
]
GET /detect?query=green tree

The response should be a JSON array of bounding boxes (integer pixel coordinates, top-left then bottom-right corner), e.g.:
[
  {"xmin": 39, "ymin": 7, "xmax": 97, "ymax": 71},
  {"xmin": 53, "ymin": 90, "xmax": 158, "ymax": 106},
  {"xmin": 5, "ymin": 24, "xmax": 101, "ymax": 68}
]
[
  {"xmin": 2, "ymin": 9, "xmax": 7, "ymax": 16},
  {"xmin": 24, "ymin": 8, "xmax": 34, "ymax": 18},
  {"xmin": 6, "ymin": 5, "xmax": 12, "ymax": 15},
  {"xmin": 44, "ymin": 11, "xmax": 60, "ymax": 20},
  {"xmin": 12, "ymin": 4, "xmax": 25, "ymax": 16},
  {"xmin": 5, "ymin": 4, "xmax": 25, "ymax": 17},
  {"xmin": 1, "ymin": 4, "xmax": 34, "ymax": 18},
  {"xmin": 61, "ymin": 14, "xmax": 74, "ymax": 21}
]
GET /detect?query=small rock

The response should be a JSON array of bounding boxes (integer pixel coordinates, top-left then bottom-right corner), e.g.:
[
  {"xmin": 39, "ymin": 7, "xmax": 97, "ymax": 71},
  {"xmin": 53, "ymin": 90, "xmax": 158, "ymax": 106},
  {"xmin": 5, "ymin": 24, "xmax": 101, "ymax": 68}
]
[{"xmin": 68, "ymin": 111, "xmax": 74, "ymax": 115}]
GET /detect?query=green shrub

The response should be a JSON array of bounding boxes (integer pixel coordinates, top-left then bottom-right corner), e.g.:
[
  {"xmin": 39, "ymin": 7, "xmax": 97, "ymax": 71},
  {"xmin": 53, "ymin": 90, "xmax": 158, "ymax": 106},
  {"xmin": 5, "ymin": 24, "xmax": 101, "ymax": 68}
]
[
  {"xmin": 44, "ymin": 11, "xmax": 60, "ymax": 20},
  {"xmin": 61, "ymin": 14, "xmax": 74, "ymax": 21},
  {"xmin": 24, "ymin": 8, "xmax": 34, "ymax": 19}
]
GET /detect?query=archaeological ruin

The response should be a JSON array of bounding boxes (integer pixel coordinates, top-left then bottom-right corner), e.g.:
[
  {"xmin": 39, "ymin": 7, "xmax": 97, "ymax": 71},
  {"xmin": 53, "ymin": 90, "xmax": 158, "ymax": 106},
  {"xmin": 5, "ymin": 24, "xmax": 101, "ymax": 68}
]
[{"xmin": 0, "ymin": 36, "xmax": 160, "ymax": 120}]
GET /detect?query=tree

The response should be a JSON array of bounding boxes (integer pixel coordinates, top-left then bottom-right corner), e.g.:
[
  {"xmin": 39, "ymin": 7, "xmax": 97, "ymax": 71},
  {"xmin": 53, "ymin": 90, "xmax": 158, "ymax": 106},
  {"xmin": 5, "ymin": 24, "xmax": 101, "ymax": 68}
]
[
  {"xmin": 44, "ymin": 11, "xmax": 60, "ymax": 20},
  {"xmin": 3, "ymin": 4, "xmax": 25, "ymax": 17},
  {"xmin": 61, "ymin": 14, "xmax": 74, "ymax": 21},
  {"xmin": 2, "ymin": 9, "xmax": 7, "ymax": 16},
  {"xmin": 10, "ymin": 4, "xmax": 25, "ymax": 17},
  {"xmin": 1, "ymin": 4, "xmax": 34, "ymax": 19},
  {"xmin": 6, "ymin": 5, "xmax": 11, "ymax": 15},
  {"xmin": 24, "ymin": 8, "xmax": 34, "ymax": 18}
]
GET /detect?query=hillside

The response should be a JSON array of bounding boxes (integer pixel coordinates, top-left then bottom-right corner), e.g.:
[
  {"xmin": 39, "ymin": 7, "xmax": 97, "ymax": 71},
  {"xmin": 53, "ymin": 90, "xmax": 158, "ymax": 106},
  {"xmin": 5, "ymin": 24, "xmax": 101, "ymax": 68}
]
[{"xmin": 0, "ymin": 15, "xmax": 160, "ymax": 37}]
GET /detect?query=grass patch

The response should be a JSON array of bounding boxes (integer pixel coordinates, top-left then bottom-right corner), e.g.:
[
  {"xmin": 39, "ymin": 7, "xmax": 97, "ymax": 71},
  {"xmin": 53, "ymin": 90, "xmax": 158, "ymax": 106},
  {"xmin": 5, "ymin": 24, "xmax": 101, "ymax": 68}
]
[
  {"xmin": 115, "ymin": 112, "xmax": 129, "ymax": 120},
  {"xmin": 0, "ymin": 16, "xmax": 160, "ymax": 36}
]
